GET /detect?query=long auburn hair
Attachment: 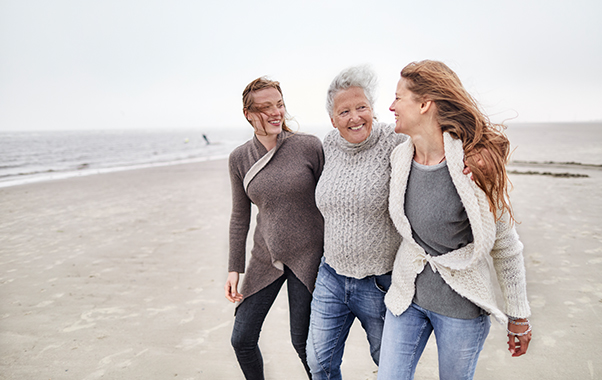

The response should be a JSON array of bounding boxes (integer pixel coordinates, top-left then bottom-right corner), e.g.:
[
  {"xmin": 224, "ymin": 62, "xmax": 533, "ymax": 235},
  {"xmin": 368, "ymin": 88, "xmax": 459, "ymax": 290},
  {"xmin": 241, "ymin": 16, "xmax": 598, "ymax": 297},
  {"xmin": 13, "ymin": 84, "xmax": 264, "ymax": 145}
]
[
  {"xmin": 242, "ymin": 77, "xmax": 292, "ymax": 134},
  {"xmin": 401, "ymin": 60, "xmax": 514, "ymax": 221}
]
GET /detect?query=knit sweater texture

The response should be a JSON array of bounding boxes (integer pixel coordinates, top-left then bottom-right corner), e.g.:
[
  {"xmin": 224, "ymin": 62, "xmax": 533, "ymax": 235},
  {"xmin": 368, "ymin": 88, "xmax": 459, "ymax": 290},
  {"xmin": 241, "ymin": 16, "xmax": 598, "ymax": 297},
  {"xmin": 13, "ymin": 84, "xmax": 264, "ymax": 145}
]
[
  {"xmin": 228, "ymin": 131, "xmax": 325, "ymax": 300},
  {"xmin": 385, "ymin": 132, "xmax": 531, "ymax": 324},
  {"xmin": 315, "ymin": 122, "xmax": 405, "ymax": 279}
]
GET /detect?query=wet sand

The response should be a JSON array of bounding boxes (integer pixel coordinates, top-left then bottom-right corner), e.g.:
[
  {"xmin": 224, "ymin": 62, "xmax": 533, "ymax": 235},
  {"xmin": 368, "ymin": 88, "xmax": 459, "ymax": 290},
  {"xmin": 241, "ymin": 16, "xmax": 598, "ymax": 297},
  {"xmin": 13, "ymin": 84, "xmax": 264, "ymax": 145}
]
[{"xmin": 0, "ymin": 159, "xmax": 601, "ymax": 379}]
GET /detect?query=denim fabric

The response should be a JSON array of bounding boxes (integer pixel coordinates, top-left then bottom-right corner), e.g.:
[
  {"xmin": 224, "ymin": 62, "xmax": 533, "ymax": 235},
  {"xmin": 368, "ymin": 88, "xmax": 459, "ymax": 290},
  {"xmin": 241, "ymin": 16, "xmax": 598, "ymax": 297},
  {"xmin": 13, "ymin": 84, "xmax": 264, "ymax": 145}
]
[
  {"xmin": 377, "ymin": 303, "xmax": 491, "ymax": 380},
  {"xmin": 231, "ymin": 266, "xmax": 312, "ymax": 380},
  {"xmin": 306, "ymin": 259, "xmax": 391, "ymax": 380}
]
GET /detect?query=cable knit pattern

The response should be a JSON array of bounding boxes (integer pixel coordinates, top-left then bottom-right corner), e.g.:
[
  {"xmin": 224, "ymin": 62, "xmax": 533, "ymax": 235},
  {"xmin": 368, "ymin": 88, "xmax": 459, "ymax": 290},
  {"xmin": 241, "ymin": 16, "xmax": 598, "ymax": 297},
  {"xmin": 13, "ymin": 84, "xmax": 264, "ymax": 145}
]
[
  {"xmin": 385, "ymin": 132, "xmax": 531, "ymax": 324},
  {"xmin": 315, "ymin": 122, "xmax": 405, "ymax": 278}
]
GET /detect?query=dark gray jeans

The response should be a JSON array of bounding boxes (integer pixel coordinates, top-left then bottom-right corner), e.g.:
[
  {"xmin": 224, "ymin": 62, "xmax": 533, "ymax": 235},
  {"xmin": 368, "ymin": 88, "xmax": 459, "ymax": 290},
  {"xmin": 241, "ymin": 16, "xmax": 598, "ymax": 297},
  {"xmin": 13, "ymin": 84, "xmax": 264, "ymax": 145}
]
[{"xmin": 231, "ymin": 266, "xmax": 312, "ymax": 380}]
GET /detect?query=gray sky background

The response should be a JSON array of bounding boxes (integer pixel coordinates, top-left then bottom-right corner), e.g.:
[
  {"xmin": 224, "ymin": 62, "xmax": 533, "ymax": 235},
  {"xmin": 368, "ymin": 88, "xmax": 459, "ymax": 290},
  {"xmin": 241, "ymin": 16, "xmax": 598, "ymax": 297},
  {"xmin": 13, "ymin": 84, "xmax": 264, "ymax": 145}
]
[{"xmin": 1, "ymin": 0, "xmax": 601, "ymax": 131}]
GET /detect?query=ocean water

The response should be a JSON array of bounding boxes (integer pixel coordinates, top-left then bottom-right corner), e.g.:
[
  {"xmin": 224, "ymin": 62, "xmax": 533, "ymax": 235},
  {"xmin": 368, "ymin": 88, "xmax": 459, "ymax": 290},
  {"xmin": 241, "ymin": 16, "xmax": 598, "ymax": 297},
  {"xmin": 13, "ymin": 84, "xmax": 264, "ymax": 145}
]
[
  {"xmin": 0, "ymin": 122, "xmax": 600, "ymax": 188},
  {"xmin": 0, "ymin": 128, "xmax": 253, "ymax": 188},
  {"xmin": 505, "ymin": 122, "xmax": 602, "ymax": 165}
]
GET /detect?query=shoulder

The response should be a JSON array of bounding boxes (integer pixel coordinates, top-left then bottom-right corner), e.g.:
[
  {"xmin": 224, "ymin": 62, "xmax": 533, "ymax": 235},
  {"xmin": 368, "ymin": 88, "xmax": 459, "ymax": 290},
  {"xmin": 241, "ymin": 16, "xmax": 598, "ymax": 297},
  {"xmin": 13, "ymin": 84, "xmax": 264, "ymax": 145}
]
[
  {"xmin": 229, "ymin": 139, "xmax": 253, "ymax": 162},
  {"xmin": 321, "ymin": 129, "xmax": 341, "ymax": 153},
  {"xmin": 280, "ymin": 133, "xmax": 323, "ymax": 161},
  {"xmin": 322, "ymin": 129, "xmax": 338, "ymax": 145},
  {"xmin": 228, "ymin": 139, "xmax": 256, "ymax": 175},
  {"xmin": 288, "ymin": 132, "xmax": 323, "ymax": 149},
  {"xmin": 374, "ymin": 122, "xmax": 407, "ymax": 147},
  {"xmin": 390, "ymin": 136, "xmax": 414, "ymax": 175}
]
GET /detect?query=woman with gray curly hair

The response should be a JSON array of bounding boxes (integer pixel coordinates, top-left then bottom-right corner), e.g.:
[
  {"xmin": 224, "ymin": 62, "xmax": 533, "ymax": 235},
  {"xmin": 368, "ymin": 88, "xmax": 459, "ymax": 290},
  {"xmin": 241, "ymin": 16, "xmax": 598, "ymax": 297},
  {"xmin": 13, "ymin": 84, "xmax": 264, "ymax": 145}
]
[{"xmin": 305, "ymin": 65, "xmax": 406, "ymax": 380}]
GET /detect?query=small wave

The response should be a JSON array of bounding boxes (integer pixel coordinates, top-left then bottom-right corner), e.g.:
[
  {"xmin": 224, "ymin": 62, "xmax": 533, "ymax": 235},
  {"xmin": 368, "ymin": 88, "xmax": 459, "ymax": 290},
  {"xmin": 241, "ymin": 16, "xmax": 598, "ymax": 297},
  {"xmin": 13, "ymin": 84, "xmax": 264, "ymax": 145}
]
[
  {"xmin": 510, "ymin": 160, "xmax": 602, "ymax": 168},
  {"xmin": 508, "ymin": 170, "xmax": 589, "ymax": 178},
  {"xmin": 0, "ymin": 168, "xmax": 58, "ymax": 179},
  {"xmin": 0, "ymin": 154, "xmax": 230, "ymax": 188}
]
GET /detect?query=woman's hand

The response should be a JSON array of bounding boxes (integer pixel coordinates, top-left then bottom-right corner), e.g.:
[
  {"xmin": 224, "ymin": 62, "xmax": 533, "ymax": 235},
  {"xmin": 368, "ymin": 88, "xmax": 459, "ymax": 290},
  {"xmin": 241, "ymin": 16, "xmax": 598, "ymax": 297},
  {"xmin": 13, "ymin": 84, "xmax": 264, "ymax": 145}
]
[
  {"xmin": 224, "ymin": 272, "xmax": 243, "ymax": 303},
  {"xmin": 507, "ymin": 318, "xmax": 532, "ymax": 357},
  {"xmin": 463, "ymin": 148, "xmax": 490, "ymax": 178},
  {"xmin": 464, "ymin": 148, "xmax": 493, "ymax": 179}
]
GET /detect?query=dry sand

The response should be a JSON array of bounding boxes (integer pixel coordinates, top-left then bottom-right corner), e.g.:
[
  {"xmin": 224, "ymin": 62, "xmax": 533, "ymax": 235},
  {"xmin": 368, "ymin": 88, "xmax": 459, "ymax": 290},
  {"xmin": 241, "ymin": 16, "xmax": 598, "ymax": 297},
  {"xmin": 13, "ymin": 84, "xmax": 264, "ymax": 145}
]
[{"xmin": 0, "ymin": 159, "xmax": 601, "ymax": 379}]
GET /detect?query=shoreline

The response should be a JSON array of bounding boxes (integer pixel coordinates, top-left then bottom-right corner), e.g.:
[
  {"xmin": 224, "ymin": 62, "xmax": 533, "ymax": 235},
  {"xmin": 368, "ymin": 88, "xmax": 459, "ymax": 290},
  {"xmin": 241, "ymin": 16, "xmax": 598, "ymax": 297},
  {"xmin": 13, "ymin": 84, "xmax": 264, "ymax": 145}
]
[{"xmin": 0, "ymin": 154, "xmax": 230, "ymax": 189}]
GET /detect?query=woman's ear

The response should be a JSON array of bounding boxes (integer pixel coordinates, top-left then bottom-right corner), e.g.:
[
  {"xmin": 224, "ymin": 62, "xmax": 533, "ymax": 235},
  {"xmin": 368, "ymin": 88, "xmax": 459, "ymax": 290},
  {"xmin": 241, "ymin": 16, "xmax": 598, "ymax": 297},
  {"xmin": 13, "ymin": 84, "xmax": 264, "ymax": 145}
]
[{"xmin": 420, "ymin": 100, "xmax": 433, "ymax": 115}]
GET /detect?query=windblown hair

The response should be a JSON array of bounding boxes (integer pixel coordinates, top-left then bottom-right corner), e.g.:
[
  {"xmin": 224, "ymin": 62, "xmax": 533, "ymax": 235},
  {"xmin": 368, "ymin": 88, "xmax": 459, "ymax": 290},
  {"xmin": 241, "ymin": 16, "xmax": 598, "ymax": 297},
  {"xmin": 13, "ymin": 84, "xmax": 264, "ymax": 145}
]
[
  {"xmin": 326, "ymin": 65, "xmax": 378, "ymax": 117},
  {"xmin": 401, "ymin": 60, "xmax": 514, "ymax": 221},
  {"xmin": 242, "ymin": 77, "xmax": 292, "ymax": 133}
]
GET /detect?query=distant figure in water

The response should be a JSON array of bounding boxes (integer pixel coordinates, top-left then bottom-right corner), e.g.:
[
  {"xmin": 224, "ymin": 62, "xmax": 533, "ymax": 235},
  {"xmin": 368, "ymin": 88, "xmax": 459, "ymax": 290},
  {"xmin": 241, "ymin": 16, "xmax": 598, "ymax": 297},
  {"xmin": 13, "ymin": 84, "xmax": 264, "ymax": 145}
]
[{"xmin": 203, "ymin": 134, "xmax": 211, "ymax": 145}]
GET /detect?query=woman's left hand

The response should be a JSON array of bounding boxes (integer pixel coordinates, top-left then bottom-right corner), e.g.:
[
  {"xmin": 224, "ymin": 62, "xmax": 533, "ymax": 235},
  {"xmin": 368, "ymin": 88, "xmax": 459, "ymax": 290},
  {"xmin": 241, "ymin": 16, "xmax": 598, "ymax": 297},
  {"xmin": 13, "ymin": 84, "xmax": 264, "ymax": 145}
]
[
  {"xmin": 463, "ymin": 148, "xmax": 490, "ymax": 178},
  {"xmin": 507, "ymin": 319, "xmax": 532, "ymax": 357}
]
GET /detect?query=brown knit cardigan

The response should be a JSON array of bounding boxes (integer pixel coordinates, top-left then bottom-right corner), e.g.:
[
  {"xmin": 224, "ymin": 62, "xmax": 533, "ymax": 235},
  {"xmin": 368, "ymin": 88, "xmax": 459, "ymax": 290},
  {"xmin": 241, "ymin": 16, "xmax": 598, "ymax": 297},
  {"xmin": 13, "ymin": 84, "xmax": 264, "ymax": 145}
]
[{"xmin": 228, "ymin": 131, "xmax": 325, "ymax": 302}]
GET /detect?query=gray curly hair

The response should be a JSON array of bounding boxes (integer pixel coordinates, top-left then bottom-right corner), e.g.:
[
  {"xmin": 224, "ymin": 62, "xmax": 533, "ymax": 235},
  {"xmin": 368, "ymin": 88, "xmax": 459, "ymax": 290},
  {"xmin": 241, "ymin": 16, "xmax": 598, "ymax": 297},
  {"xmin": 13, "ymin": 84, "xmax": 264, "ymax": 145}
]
[{"xmin": 326, "ymin": 65, "xmax": 378, "ymax": 117}]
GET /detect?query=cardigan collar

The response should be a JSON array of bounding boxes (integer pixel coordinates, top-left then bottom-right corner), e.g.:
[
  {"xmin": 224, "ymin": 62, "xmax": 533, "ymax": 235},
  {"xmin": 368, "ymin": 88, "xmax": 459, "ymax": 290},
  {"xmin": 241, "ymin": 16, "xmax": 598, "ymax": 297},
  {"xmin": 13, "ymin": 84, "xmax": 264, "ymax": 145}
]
[
  {"xmin": 252, "ymin": 130, "xmax": 291, "ymax": 156},
  {"xmin": 388, "ymin": 132, "xmax": 496, "ymax": 271}
]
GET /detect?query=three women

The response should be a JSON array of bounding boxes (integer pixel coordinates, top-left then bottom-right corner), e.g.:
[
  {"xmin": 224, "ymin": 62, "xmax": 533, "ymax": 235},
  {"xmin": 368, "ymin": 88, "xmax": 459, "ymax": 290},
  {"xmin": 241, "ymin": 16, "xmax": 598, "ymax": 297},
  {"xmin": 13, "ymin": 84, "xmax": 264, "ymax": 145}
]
[{"xmin": 225, "ymin": 62, "xmax": 532, "ymax": 379}]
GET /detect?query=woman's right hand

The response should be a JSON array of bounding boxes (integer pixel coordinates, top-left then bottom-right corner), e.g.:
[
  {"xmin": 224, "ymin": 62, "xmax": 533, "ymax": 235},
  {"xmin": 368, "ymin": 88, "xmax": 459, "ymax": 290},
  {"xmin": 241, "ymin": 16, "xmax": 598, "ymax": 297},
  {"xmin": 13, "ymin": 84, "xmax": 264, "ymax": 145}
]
[{"xmin": 224, "ymin": 272, "xmax": 243, "ymax": 303}]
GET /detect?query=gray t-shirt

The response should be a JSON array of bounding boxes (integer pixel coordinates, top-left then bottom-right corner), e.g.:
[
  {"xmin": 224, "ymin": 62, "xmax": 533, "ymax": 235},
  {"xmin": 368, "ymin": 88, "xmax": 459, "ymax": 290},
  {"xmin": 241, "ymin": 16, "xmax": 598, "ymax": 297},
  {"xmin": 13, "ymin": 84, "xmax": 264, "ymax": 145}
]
[{"xmin": 405, "ymin": 160, "xmax": 483, "ymax": 319}]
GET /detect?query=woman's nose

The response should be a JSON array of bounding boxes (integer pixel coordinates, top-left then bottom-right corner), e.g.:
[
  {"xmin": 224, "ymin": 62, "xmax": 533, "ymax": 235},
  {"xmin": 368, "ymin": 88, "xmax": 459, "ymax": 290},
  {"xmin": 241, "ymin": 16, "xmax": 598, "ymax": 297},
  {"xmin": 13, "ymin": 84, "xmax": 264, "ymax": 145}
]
[{"xmin": 349, "ymin": 110, "xmax": 359, "ymax": 122}]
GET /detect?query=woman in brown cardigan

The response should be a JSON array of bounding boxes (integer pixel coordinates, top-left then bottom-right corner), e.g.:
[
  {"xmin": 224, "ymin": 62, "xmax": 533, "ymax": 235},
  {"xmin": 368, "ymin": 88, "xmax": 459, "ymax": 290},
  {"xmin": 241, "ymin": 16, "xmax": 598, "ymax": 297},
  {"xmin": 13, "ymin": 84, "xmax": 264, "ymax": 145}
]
[{"xmin": 224, "ymin": 77, "xmax": 325, "ymax": 380}]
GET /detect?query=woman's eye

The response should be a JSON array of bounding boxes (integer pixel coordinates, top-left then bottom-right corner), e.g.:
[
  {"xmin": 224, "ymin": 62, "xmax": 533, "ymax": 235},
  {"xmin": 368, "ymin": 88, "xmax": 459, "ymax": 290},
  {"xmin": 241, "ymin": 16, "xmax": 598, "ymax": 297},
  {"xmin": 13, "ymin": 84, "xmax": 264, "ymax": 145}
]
[{"xmin": 340, "ymin": 110, "xmax": 348, "ymax": 116}]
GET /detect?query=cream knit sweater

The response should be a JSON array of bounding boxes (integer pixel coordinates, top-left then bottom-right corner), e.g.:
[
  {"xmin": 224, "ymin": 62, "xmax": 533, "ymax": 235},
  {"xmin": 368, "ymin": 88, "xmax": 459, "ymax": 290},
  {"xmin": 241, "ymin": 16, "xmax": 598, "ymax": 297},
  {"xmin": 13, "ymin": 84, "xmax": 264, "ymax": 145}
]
[
  {"xmin": 316, "ymin": 122, "xmax": 405, "ymax": 278},
  {"xmin": 385, "ymin": 132, "xmax": 531, "ymax": 324}
]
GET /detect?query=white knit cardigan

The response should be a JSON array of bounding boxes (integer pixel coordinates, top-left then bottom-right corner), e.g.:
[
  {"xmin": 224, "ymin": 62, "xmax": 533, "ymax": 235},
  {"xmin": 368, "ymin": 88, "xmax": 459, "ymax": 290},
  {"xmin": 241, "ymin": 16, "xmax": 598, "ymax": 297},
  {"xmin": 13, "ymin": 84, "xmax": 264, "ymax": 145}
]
[{"xmin": 385, "ymin": 132, "xmax": 531, "ymax": 325}]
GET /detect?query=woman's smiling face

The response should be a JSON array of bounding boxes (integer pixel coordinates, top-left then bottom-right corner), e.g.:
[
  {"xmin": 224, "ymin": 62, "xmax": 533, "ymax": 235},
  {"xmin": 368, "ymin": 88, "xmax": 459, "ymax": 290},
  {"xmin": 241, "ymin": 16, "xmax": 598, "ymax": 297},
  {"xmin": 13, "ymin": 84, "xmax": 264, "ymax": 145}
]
[
  {"xmin": 330, "ymin": 86, "xmax": 374, "ymax": 144},
  {"xmin": 390, "ymin": 78, "xmax": 423, "ymax": 136},
  {"xmin": 245, "ymin": 87, "xmax": 285, "ymax": 137}
]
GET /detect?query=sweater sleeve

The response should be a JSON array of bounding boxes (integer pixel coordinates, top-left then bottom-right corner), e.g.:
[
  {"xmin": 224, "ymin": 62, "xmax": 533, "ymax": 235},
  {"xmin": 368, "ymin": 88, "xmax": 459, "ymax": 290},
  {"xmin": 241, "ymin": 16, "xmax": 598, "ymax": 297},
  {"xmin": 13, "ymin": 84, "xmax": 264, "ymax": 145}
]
[
  {"xmin": 310, "ymin": 135, "xmax": 325, "ymax": 182},
  {"xmin": 490, "ymin": 213, "xmax": 531, "ymax": 318},
  {"xmin": 228, "ymin": 152, "xmax": 252, "ymax": 273}
]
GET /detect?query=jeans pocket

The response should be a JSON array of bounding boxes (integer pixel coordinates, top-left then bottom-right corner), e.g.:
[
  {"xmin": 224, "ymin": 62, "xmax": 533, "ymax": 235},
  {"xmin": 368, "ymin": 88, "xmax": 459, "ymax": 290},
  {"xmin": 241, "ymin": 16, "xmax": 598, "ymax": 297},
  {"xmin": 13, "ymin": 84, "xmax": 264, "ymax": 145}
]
[{"xmin": 374, "ymin": 273, "xmax": 392, "ymax": 294}]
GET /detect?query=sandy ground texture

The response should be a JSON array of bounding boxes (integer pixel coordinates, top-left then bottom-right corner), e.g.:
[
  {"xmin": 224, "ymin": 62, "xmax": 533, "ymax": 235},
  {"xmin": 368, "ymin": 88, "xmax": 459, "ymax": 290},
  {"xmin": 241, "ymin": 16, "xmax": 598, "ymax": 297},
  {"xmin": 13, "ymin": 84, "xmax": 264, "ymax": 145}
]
[{"xmin": 1, "ymin": 158, "xmax": 601, "ymax": 380}]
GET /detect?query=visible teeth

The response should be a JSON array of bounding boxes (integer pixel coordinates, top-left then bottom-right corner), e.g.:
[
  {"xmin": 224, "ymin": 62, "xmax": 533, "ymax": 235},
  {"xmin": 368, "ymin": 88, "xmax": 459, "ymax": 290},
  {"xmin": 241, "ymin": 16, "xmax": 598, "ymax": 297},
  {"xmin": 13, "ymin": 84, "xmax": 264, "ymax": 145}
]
[{"xmin": 350, "ymin": 124, "xmax": 363, "ymax": 130}]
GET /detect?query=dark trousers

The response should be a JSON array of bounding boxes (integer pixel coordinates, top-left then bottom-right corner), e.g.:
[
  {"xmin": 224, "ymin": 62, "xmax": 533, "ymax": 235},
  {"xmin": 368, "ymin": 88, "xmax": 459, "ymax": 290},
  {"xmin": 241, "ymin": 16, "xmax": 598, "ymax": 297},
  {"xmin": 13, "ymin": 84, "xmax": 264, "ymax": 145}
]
[{"xmin": 231, "ymin": 266, "xmax": 313, "ymax": 380}]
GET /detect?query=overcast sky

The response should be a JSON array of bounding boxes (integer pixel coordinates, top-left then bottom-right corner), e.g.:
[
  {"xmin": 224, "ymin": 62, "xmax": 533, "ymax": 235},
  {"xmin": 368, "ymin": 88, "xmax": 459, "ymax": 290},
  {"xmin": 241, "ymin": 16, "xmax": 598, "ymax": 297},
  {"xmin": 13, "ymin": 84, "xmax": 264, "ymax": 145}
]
[{"xmin": 1, "ymin": 0, "xmax": 601, "ymax": 131}]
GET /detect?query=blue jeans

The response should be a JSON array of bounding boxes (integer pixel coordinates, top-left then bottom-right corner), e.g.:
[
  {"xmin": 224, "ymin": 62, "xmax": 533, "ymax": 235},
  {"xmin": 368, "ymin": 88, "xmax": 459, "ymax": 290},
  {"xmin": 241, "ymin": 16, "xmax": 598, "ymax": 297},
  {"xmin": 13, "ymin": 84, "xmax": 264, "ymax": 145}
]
[
  {"xmin": 377, "ymin": 303, "xmax": 491, "ymax": 380},
  {"xmin": 306, "ymin": 259, "xmax": 391, "ymax": 380},
  {"xmin": 231, "ymin": 266, "xmax": 312, "ymax": 380}
]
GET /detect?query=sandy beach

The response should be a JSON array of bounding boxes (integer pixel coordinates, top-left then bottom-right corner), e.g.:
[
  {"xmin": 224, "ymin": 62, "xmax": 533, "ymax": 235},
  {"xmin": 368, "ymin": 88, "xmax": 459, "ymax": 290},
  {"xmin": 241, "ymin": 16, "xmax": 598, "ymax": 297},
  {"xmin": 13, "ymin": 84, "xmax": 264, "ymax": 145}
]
[{"xmin": 1, "ymin": 158, "xmax": 601, "ymax": 379}]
